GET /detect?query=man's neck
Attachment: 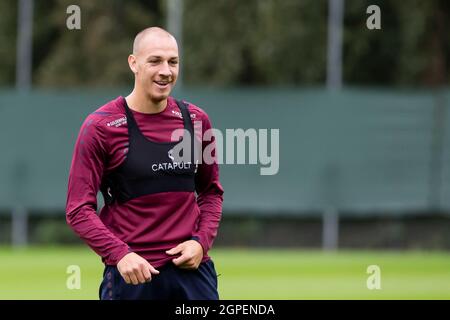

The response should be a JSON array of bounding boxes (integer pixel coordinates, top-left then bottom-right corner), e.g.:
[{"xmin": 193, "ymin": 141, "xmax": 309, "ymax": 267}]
[{"xmin": 125, "ymin": 89, "xmax": 168, "ymax": 114}]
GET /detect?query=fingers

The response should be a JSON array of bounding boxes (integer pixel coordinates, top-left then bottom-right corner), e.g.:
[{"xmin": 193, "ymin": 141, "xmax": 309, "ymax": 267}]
[
  {"xmin": 122, "ymin": 273, "xmax": 131, "ymax": 284},
  {"xmin": 149, "ymin": 264, "xmax": 160, "ymax": 275},
  {"xmin": 117, "ymin": 253, "xmax": 160, "ymax": 285},
  {"xmin": 120, "ymin": 267, "xmax": 142, "ymax": 285},
  {"xmin": 136, "ymin": 264, "xmax": 148, "ymax": 284},
  {"xmin": 166, "ymin": 244, "xmax": 183, "ymax": 256},
  {"xmin": 142, "ymin": 265, "xmax": 151, "ymax": 282},
  {"xmin": 141, "ymin": 263, "xmax": 160, "ymax": 283},
  {"xmin": 169, "ymin": 240, "xmax": 204, "ymax": 269},
  {"xmin": 172, "ymin": 251, "xmax": 200, "ymax": 269},
  {"xmin": 129, "ymin": 271, "xmax": 139, "ymax": 285},
  {"xmin": 172, "ymin": 254, "xmax": 190, "ymax": 266},
  {"xmin": 122, "ymin": 264, "xmax": 155, "ymax": 284},
  {"xmin": 166, "ymin": 244, "xmax": 188, "ymax": 266}
]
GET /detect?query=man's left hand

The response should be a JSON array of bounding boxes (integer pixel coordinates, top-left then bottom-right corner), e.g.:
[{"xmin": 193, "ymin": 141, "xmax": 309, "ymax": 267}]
[{"xmin": 165, "ymin": 240, "xmax": 204, "ymax": 270}]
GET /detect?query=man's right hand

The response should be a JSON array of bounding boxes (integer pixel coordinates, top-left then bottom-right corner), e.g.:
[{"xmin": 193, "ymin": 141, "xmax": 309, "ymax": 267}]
[{"xmin": 116, "ymin": 252, "xmax": 160, "ymax": 285}]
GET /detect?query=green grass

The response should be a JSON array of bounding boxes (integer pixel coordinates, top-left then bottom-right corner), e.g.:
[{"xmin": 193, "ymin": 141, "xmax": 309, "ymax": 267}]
[{"xmin": 0, "ymin": 246, "xmax": 449, "ymax": 299}]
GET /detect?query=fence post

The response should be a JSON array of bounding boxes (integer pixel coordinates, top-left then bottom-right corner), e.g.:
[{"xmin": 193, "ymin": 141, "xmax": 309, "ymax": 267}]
[
  {"xmin": 327, "ymin": 0, "xmax": 344, "ymax": 90},
  {"xmin": 12, "ymin": 206, "xmax": 28, "ymax": 247},
  {"xmin": 16, "ymin": 0, "xmax": 34, "ymax": 91},
  {"xmin": 167, "ymin": 0, "xmax": 183, "ymax": 88},
  {"xmin": 428, "ymin": 91, "xmax": 446, "ymax": 210},
  {"xmin": 322, "ymin": 207, "xmax": 339, "ymax": 251},
  {"xmin": 321, "ymin": 163, "xmax": 340, "ymax": 251}
]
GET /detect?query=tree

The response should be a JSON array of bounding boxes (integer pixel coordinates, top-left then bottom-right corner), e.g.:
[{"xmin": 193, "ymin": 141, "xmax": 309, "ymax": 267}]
[
  {"xmin": 34, "ymin": 0, "xmax": 162, "ymax": 87},
  {"xmin": 0, "ymin": 0, "xmax": 17, "ymax": 86}
]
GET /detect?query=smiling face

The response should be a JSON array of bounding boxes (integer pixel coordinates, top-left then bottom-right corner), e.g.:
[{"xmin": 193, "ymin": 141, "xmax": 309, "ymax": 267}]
[{"xmin": 128, "ymin": 28, "xmax": 179, "ymax": 104}]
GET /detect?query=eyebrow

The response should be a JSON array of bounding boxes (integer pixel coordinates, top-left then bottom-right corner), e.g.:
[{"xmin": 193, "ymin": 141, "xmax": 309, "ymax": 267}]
[{"xmin": 146, "ymin": 55, "xmax": 179, "ymax": 60}]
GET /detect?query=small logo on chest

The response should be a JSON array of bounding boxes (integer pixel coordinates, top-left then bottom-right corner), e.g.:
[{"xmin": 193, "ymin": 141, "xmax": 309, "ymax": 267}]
[
  {"xmin": 171, "ymin": 110, "xmax": 196, "ymax": 119},
  {"xmin": 106, "ymin": 117, "xmax": 127, "ymax": 127},
  {"xmin": 150, "ymin": 148, "xmax": 192, "ymax": 172}
]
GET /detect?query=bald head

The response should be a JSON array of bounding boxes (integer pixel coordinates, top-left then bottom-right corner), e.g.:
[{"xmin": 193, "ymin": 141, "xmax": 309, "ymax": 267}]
[
  {"xmin": 127, "ymin": 27, "xmax": 179, "ymax": 105},
  {"xmin": 132, "ymin": 27, "xmax": 177, "ymax": 55}
]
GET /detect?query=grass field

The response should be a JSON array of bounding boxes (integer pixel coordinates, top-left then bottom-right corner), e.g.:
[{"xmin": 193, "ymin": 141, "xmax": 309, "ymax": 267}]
[{"xmin": 0, "ymin": 246, "xmax": 449, "ymax": 299}]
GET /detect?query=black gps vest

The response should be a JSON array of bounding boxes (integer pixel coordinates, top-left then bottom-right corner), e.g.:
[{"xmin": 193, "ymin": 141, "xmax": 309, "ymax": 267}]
[{"xmin": 100, "ymin": 99, "xmax": 196, "ymax": 204}]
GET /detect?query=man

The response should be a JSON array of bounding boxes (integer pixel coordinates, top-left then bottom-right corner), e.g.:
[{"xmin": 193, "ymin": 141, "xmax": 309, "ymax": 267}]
[{"xmin": 66, "ymin": 27, "xmax": 223, "ymax": 300}]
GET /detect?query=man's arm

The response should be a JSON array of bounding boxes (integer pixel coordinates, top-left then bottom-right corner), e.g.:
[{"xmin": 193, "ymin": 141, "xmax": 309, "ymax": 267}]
[
  {"xmin": 192, "ymin": 113, "xmax": 224, "ymax": 254},
  {"xmin": 66, "ymin": 116, "xmax": 131, "ymax": 265},
  {"xmin": 67, "ymin": 115, "xmax": 160, "ymax": 284},
  {"xmin": 166, "ymin": 112, "xmax": 223, "ymax": 269}
]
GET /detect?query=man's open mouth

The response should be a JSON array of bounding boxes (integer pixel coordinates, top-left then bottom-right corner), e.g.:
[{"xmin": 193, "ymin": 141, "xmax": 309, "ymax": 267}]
[{"xmin": 154, "ymin": 80, "xmax": 171, "ymax": 88}]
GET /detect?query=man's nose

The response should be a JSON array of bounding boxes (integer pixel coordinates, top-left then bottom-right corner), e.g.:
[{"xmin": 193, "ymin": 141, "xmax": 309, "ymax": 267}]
[{"xmin": 158, "ymin": 61, "xmax": 171, "ymax": 77}]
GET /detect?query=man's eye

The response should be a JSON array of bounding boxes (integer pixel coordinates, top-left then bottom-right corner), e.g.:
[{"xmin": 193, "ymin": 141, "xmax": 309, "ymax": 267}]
[
  {"xmin": 170, "ymin": 60, "xmax": 178, "ymax": 65},
  {"xmin": 149, "ymin": 60, "xmax": 160, "ymax": 64}
]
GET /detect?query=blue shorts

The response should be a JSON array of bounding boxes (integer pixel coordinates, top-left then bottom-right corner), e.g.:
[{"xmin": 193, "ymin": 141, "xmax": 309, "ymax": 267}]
[{"xmin": 99, "ymin": 259, "xmax": 219, "ymax": 300}]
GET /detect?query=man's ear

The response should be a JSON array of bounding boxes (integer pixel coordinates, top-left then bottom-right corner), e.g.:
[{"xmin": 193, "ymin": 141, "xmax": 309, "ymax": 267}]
[{"xmin": 128, "ymin": 54, "xmax": 138, "ymax": 74}]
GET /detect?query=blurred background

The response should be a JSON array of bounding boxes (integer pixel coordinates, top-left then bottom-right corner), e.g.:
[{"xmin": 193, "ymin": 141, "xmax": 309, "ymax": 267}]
[{"xmin": 1, "ymin": 0, "xmax": 450, "ymax": 299}]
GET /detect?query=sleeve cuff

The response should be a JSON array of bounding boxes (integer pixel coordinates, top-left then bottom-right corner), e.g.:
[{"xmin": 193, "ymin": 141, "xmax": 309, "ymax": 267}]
[
  {"xmin": 109, "ymin": 246, "xmax": 132, "ymax": 265},
  {"xmin": 190, "ymin": 236, "xmax": 207, "ymax": 254}
]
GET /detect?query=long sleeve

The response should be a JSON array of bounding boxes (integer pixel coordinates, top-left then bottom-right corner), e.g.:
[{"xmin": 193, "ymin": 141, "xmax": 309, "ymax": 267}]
[
  {"xmin": 193, "ymin": 114, "xmax": 224, "ymax": 254},
  {"xmin": 66, "ymin": 116, "xmax": 130, "ymax": 265}
]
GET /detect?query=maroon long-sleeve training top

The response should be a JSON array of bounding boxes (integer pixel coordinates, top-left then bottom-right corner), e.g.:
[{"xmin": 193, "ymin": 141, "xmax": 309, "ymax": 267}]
[{"xmin": 66, "ymin": 96, "xmax": 224, "ymax": 267}]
